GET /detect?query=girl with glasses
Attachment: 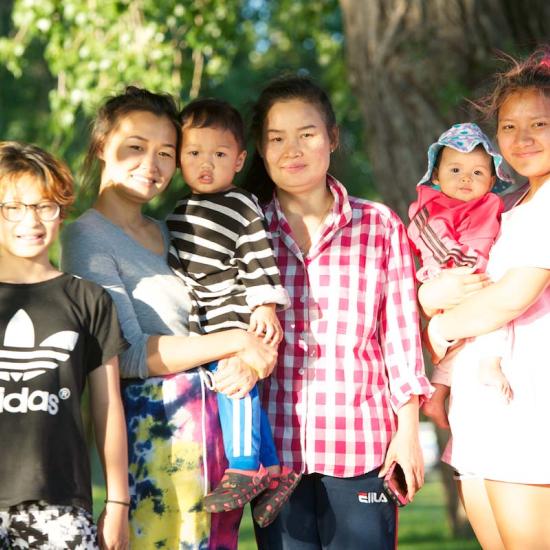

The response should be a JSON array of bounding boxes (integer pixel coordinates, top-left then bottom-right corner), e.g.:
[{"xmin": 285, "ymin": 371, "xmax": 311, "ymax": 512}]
[{"xmin": 0, "ymin": 141, "xmax": 129, "ymax": 549}]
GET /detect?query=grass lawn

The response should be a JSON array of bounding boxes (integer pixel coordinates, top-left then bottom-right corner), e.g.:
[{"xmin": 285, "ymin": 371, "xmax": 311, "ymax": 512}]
[
  {"xmin": 92, "ymin": 466, "xmax": 480, "ymax": 549},
  {"xmin": 235, "ymin": 471, "xmax": 481, "ymax": 550}
]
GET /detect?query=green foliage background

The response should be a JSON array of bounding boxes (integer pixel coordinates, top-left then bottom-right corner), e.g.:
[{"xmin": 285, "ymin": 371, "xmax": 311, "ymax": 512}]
[{"xmin": 0, "ymin": 0, "xmax": 375, "ymax": 219}]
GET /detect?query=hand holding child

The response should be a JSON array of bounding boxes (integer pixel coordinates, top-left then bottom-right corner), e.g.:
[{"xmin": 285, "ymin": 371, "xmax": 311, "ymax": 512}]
[
  {"xmin": 234, "ymin": 330, "xmax": 278, "ymax": 379},
  {"xmin": 214, "ymin": 355, "xmax": 259, "ymax": 398},
  {"xmin": 249, "ymin": 304, "xmax": 283, "ymax": 346},
  {"xmin": 418, "ymin": 267, "xmax": 491, "ymax": 316}
]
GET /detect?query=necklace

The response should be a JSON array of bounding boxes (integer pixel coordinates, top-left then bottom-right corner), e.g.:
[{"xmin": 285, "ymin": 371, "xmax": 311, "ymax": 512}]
[{"xmin": 294, "ymin": 197, "xmax": 334, "ymax": 254}]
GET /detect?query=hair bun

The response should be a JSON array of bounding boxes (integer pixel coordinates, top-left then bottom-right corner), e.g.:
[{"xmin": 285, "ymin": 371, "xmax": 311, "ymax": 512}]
[{"xmin": 124, "ymin": 85, "xmax": 145, "ymax": 96}]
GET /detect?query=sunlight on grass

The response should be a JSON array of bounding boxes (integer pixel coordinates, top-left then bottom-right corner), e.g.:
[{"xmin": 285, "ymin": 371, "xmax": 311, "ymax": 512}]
[
  {"xmin": 92, "ymin": 459, "xmax": 480, "ymax": 549},
  {"xmin": 234, "ymin": 471, "xmax": 481, "ymax": 550},
  {"xmin": 397, "ymin": 473, "xmax": 480, "ymax": 550}
]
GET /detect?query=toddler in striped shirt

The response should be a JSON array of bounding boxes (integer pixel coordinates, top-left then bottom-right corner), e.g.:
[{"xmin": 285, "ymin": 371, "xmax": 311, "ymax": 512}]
[{"xmin": 167, "ymin": 98, "xmax": 300, "ymax": 527}]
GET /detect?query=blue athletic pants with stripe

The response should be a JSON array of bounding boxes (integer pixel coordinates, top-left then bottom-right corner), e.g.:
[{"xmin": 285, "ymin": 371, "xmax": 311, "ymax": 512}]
[{"xmin": 209, "ymin": 362, "xmax": 279, "ymax": 470}]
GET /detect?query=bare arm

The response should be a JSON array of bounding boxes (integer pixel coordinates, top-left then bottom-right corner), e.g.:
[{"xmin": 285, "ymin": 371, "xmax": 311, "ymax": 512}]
[
  {"xmin": 436, "ymin": 266, "xmax": 550, "ymax": 340},
  {"xmin": 61, "ymin": 218, "xmax": 276, "ymax": 379},
  {"xmin": 146, "ymin": 329, "xmax": 277, "ymax": 378},
  {"xmin": 89, "ymin": 357, "xmax": 129, "ymax": 550}
]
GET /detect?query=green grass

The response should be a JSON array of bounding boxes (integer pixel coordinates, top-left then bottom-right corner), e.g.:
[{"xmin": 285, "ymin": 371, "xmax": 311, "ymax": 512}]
[
  {"xmin": 93, "ymin": 466, "xmax": 480, "ymax": 549},
  {"xmin": 235, "ymin": 472, "xmax": 480, "ymax": 549},
  {"xmin": 396, "ymin": 473, "xmax": 481, "ymax": 550}
]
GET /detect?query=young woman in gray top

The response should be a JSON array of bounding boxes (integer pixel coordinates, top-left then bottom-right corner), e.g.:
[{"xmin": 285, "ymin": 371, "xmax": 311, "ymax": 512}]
[{"xmin": 61, "ymin": 87, "xmax": 276, "ymax": 550}]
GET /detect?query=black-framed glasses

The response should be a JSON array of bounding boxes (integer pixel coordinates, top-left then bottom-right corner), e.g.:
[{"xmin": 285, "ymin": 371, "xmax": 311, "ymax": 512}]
[{"xmin": 0, "ymin": 201, "xmax": 61, "ymax": 222}]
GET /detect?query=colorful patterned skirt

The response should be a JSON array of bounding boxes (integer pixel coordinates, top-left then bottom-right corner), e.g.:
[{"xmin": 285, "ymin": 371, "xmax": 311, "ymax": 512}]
[{"xmin": 122, "ymin": 369, "xmax": 242, "ymax": 549}]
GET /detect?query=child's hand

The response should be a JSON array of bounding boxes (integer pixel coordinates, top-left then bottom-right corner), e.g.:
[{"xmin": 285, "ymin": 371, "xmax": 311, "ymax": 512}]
[
  {"xmin": 97, "ymin": 503, "xmax": 129, "ymax": 550},
  {"xmin": 249, "ymin": 304, "xmax": 283, "ymax": 346}
]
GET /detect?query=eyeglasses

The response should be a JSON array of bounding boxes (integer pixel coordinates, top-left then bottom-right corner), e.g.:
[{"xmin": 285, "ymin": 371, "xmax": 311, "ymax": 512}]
[{"xmin": 0, "ymin": 201, "xmax": 61, "ymax": 222}]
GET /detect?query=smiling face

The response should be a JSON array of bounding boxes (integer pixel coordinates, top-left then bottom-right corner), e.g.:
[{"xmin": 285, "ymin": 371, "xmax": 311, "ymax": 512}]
[
  {"xmin": 497, "ymin": 89, "xmax": 550, "ymax": 189},
  {"xmin": 432, "ymin": 146, "xmax": 496, "ymax": 202},
  {"xmin": 179, "ymin": 126, "xmax": 246, "ymax": 194},
  {"xmin": 260, "ymin": 99, "xmax": 337, "ymax": 197},
  {"xmin": 0, "ymin": 174, "xmax": 61, "ymax": 264},
  {"xmin": 99, "ymin": 110, "xmax": 177, "ymax": 204}
]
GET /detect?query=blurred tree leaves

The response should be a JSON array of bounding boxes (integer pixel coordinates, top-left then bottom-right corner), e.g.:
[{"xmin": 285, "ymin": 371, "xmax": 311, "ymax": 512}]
[
  {"xmin": 0, "ymin": 0, "xmax": 374, "ymax": 215},
  {"xmin": 0, "ymin": 0, "xmax": 240, "ymax": 144}
]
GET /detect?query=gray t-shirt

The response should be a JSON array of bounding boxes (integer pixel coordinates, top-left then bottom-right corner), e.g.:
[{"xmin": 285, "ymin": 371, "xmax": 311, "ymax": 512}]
[{"xmin": 60, "ymin": 209, "xmax": 192, "ymax": 379}]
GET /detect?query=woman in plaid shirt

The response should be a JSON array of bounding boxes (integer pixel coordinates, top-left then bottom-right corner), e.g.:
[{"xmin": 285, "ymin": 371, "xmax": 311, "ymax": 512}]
[{"xmin": 244, "ymin": 76, "xmax": 433, "ymax": 549}]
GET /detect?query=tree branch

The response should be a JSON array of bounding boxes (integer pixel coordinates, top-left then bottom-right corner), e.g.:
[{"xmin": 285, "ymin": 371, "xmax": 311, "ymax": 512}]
[{"xmin": 190, "ymin": 48, "xmax": 204, "ymax": 99}]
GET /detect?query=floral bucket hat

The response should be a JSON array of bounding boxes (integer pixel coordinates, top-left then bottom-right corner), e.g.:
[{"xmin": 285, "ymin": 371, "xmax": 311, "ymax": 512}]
[{"xmin": 417, "ymin": 122, "xmax": 514, "ymax": 194}]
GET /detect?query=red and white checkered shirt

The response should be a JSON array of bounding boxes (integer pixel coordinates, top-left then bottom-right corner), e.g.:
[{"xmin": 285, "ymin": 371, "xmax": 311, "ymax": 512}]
[{"xmin": 262, "ymin": 176, "xmax": 432, "ymax": 477}]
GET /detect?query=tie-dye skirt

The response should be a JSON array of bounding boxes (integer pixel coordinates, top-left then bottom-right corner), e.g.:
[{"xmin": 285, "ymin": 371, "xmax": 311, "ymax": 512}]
[{"xmin": 121, "ymin": 369, "xmax": 242, "ymax": 549}]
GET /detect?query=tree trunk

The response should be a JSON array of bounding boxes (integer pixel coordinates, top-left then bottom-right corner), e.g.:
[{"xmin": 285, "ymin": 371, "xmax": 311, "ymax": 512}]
[
  {"xmin": 339, "ymin": 0, "xmax": 550, "ymax": 220},
  {"xmin": 339, "ymin": 0, "xmax": 550, "ymax": 537},
  {"xmin": 0, "ymin": 0, "xmax": 14, "ymax": 34}
]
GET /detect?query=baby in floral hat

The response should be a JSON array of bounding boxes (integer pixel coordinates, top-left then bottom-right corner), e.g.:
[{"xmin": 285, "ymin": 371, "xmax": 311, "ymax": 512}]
[{"xmin": 408, "ymin": 123, "xmax": 515, "ymax": 429}]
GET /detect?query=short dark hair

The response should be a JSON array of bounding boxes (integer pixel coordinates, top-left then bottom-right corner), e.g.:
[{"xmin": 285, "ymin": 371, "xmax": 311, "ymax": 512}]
[{"xmin": 179, "ymin": 98, "xmax": 245, "ymax": 150}]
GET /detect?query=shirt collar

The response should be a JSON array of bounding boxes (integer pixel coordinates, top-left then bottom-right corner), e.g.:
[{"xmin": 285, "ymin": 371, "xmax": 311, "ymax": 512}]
[{"xmin": 268, "ymin": 175, "xmax": 352, "ymax": 260}]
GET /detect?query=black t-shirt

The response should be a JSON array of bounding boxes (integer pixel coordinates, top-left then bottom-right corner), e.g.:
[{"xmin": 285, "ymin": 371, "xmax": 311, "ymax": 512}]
[{"xmin": 0, "ymin": 273, "xmax": 128, "ymax": 512}]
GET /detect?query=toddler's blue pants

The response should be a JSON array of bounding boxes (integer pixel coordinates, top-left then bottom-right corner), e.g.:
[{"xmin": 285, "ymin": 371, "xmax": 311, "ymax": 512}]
[{"xmin": 209, "ymin": 362, "xmax": 279, "ymax": 471}]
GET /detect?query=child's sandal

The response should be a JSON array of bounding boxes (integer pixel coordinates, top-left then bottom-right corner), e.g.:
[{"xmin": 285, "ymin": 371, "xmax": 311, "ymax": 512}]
[
  {"xmin": 204, "ymin": 465, "xmax": 271, "ymax": 513},
  {"xmin": 252, "ymin": 467, "xmax": 302, "ymax": 527}
]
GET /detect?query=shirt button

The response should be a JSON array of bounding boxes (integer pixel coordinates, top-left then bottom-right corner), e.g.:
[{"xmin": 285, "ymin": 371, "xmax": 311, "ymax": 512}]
[
  {"xmin": 298, "ymin": 368, "xmax": 305, "ymax": 375},
  {"xmin": 300, "ymin": 295, "xmax": 307, "ymax": 303}
]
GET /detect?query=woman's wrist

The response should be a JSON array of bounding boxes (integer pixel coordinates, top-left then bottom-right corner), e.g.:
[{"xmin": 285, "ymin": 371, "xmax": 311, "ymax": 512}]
[
  {"xmin": 104, "ymin": 498, "xmax": 130, "ymax": 507},
  {"xmin": 396, "ymin": 396, "xmax": 419, "ymax": 428},
  {"xmin": 227, "ymin": 329, "xmax": 248, "ymax": 353},
  {"xmin": 210, "ymin": 329, "xmax": 248, "ymax": 360}
]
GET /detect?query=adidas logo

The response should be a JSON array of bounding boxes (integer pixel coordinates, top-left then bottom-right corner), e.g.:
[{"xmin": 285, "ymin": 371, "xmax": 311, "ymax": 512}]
[
  {"xmin": 0, "ymin": 386, "xmax": 66, "ymax": 415},
  {"xmin": 357, "ymin": 492, "xmax": 388, "ymax": 504},
  {"xmin": 0, "ymin": 309, "xmax": 78, "ymax": 382}
]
